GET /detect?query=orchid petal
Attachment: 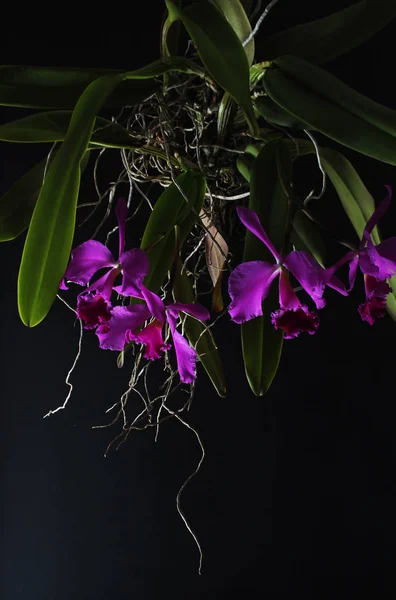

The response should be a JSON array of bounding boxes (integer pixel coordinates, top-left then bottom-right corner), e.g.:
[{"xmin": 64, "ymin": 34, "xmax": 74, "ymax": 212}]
[
  {"xmin": 326, "ymin": 272, "xmax": 349, "ymax": 297},
  {"xmin": 236, "ymin": 206, "xmax": 281, "ymax": 262},
  {"xmin": 361, "ymin": 186, "xmax": 392, "ymax": 246},
  {"xmin": 139, "ymin": 286, "xmax": 166, "ymax": 322},
  {"xmin": 85, "ymin": 268, "xmax": 118, "ymax": 300},
  {"xmin": 62, "ymin": 240, "xmax": 116, "ymax": 287},
  {"xmin": 359, "ymin": 237, "xmax": 396, "ymax": 281},
  {"xmin": 283, "ymin": 250, "xmax": 327, "ymax": 309},
  {"xmin": 167, "ymin": 311, "xmax": 197, "ymax": 384},
  {"xmin": 96, "ymin": 304, "xmax": 151, "ymax": 351},
  {"xmin": 364, "ymin": 273, "xmax": 391, "ymax": 299},
  {"xmin": 228, "ymin": 261, "xmax": 280, "ymax": 324},
  {"xmin": 76, "ymin": 292, "xmax": 112, "ymax": 330},
  {"xmin": 278, "ymin": 269, "xmax": 301, "ymax": 310},
  {"xmin": 115, "ymin": 249, "xmax": 150, "ymax": 297},
  {"xmin": 358, "ymin": 274, "xmax": 390, "ymax": 325},
  {"xmin": 271, "ymin": 305, "xmax": 319, "ymax": 339},
  {"xmin": 169, "ymin": 302, "xmax": 210, "ymax": 322},
  {"xmin": 130, "ymin": 319, "xmax": 171, "ymax": 360},
  {"xmin": 348, "ymin": 255, "xmax": 360, "ymax": 292},
  {"xmin": 116, "ymin": 197, "xmax": 128, "ymax": 257},
  {"xmin": 358, "ymin": 297, "xmax": 388, "ymax": 325}
]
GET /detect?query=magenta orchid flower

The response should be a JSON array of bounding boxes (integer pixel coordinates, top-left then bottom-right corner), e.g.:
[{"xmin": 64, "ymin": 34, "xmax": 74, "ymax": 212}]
[
  {"xmin": 96, "ymin": 286, "xmax": 210, "ymax": 384},
  {"xmin": 60, "ymin": 198, "xmax": 149, "ymax": 329},
  {"xmin": 228, "ymin": 206, "xmax": 346, "ymax": 339},
  {"xmin": 326, "ymin": 185, "xmax": 395, "ymax": 325}
]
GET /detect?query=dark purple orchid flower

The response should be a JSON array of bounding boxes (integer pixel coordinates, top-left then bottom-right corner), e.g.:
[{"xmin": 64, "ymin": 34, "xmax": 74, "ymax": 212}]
[
  {"xmin": 228, "ymin": 206, "xmax": 346, "ymax": 338},
  {"xmin": 96, "ymin": 286, "xmax": 210, "ymax": 384},
  {"xmin": 60, "ymin": 198, "xmax": 149, "ymax": 329},
  {"xmin": 326, "ymin": 185, "xmax": 395, "ymax": 325}
]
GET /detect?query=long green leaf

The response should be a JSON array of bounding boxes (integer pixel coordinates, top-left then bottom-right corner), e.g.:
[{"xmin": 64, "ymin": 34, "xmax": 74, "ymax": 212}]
[
  {"xmin": 240, "ymin": 140, "xmax": 290, "ymax": 395},
  {"xmin": 256, "ymin": 0, "xmax": 396, "ymax": 65},
  {"xmin": 165, "ymin": 0, "xmax": 258, "ymax": 136},
  {"xmin": 0, "ymin": 151, "xmax": 90, "ymax": 243},
  {"xmin": 212, "ymin": 0, "xmax": 255, "ymax": 65},
  {"xmin": 262, "ymin": 66, "xmax": 396, "ymax": 166},
  {"xmin": 291, "ymin": 211, "xmax": 326, "ymax": 268},
  {"xmin": 173, "ymin": 257, "xmax": 226, "ymax": 397},
  {"xmin": 18, "ymin": 75, "xmax": 124, "ymax": 327},
  {"xmin": 274, "ymin": 55, "xmax": 396, "ymax": 138},
  {"xmin": 0, "ymin": 111, "xmax": 143, "ymax": 147},
  {"xmin": 0, "ymin": 65, "xmax": 159, "ymax": 109},
  {"xmin": 17, "ymin": 56, "xmax": 215, "ymax": 327},
  {"xmin": 318, "ymin": 148, "xmax": 381, "ymax": 245},
  {"xmin": 0, "ymin": 155, "xmax": 53, "ymax": 242},
  {"xmin": 386, "ymin": 278, "xmax": 396, "ymax": 321},
  {"xmin": 140, "ymin": 170, "xmax": 205, "ymax": 294},
  {"xmin": 318, "ymin": 149, "xmax": 396, "ymax": 319}
]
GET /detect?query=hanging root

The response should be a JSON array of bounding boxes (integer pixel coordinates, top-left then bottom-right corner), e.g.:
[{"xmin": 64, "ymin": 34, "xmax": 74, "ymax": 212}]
[
  {"xmin": 43, "ymin": 298, "xmax": 83, "ymax": 419},
  {"xmin": 163, "ymin": 405, "xmax": 205, "ymax": 575}
]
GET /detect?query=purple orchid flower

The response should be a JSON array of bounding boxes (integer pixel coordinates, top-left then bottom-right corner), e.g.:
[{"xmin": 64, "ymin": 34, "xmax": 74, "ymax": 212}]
[
  {"xmin": 326, "ymin": 185, "xmax": 395, "ymax": 325},
  {"xmin": 228, "ymin": 206, "xmax": 346, "ymax": 339},
  {"xmin": 96, "ymin": 286, "xmax": 210, "ymax": 384},
  {"xmin": 60, "ymin": 198, "xmax": 149, "ymax": 329}
]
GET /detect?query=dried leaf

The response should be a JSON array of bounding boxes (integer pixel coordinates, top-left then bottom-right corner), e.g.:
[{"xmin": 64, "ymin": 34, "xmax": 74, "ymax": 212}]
[{"xmin": 200, "ymin": 210, "xmax": 229, "ymax": 312}]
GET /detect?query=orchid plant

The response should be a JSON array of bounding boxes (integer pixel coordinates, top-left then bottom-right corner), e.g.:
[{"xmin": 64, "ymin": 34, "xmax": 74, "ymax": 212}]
[
  {"xmin": 1, "ymin": 0, "xmax": 396, "ymax": 406},
  {"xmin": 1, "ymin": 0, "xmax": 396, "ymax": 567}
]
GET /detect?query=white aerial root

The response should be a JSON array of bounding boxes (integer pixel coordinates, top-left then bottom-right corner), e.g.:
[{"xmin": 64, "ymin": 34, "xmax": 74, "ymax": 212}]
[
  {"xmin": 163, "ymin": 405, "xmax": 205, "ymax": 575},
  {"xmin": 43, "ymin": 296, "xmax": 83, "ymax": 418}
]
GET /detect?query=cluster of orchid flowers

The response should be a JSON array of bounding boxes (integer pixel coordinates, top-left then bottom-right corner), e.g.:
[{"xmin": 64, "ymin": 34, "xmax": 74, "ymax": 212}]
[{"xmin": 61, "ymin": 187, "xmax": 396, "ymax": 384}]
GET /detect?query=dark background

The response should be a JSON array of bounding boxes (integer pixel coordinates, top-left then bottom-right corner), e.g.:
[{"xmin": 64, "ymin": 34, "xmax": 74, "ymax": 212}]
[{"xmin": 1, "ymin": 2, "xmax": 396, "ymax": 597}]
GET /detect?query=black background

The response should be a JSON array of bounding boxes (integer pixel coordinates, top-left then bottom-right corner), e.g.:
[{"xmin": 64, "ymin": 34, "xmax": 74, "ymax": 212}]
[{"xmin": 1, "ymin": 2, "xmax": 396, "ymax": 597}]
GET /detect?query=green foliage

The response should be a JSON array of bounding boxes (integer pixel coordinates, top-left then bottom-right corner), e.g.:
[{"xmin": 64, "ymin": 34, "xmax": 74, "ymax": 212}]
[
  {"xmin": 274, "ymin": 55, "xmax": 396, "ymax": 138},
  {"xmin": 140, "ymin": 170, "xmax": 205, "ymax": 294},
  {"xmin": 18, "ymin": 75, "xmax": 123, "ymax": 327},
  {"xmin": 0, "ymin": 65, "xmax": 159, "ymax": 109},
  {"xmin": 262, "ymin": 61, "xmax": 396, "ymax": 166},
  {"xmin": 256, "ymin": 0, "xmax": 396, "ymax": 65},
  {"xmin": 0, "ymin": 152, "xmax": 90, "ymax": 243},
  {"xmin": 165, "ymin": 0, "xmax": 258, "ymax": 135},
  {"xmin": 212, "ymin": 0, "xmax": 255, "ymax": 66},
  {"xmin": 0, "ymin": 111, "xmax": 142, "ymax": 147},
  {"xmin": 240, "ymin": 140, "xmax": 292, "ymax": 396}
]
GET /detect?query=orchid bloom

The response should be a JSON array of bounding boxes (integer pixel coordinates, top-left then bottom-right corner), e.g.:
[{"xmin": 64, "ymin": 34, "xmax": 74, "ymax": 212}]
[
  {"xmin": 326, "ymin": 185, "xmax": 396, "ymax": 325},
  {"xmin": 228, "ymin": 206, "xmax": 346, "ymax": 339},
  {"xmin": 96, "ymin": 286, "xmax": 210, "ymax": 384},
  {"xmin": 60, "ymin": 198, "xmax": 149, "ymax": 329}
]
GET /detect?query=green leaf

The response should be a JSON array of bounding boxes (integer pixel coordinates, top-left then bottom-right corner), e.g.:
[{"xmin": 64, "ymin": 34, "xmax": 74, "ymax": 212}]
[
  {"xmin": 0, "ymin": 155, "xmax": 53, "ymax": 242},
  {"xmin": 0, "ymin": 65, "xmax": 160, "ymax": 109},
  {"xmin": 18, "ymin": 74, "xmax": 124, "ymax": 327},
  {"xmin": 273, "ymin": 55, "xmax": 396, "ymax": 139},
  {"xmin": 291, "ymin": 142, "xmax": 381, "ymax": 244},
  {"xmin": 291, "ymin": 210, "xmax": 326, "ymax": 268},
  {"xmin": 236, "ymin": 153, "xmax": 255, "ymax": 182},
  {"xmin": 173, "ymin": 257, "xmax": 226, "ymax": 397},
  {"xmin": 140, "ymin": 170, "xmax": 206, "ymax": 294},
  {"xmin": 161, "ymin": 0, "xmax": 182, "ymax": 57},
  {"xmin": 212, "ymin": 0, "xmax": 255, "ymax": 65},
  {"xmin": 254, "ymin": 93, "xmax": 312, "ymax": 130},
  {"xmin": 0, "ymin": 151, "xmax": 90, "ymax": 243},
  {"xmin": 386, "ymin": 277, "xmax": 396, "ymax": 321},
  {"xmin": 319, "ymin": 148, "xmax": 381, "ymax": 245},
  {"xmin": 262, "ymin": 65, "xmax": 396, "ymax": 167},
  {"xmin": 0, "ymin": 110, "xmax": 143, "ymax": 148},
  {"xmin": 165, "ymin": 0, "xmax": 258, "ymax": 136},
  {"xmin": 217, "ymin": 92, "xmax": 238, "ymax": 140},
  {"xmin": 17, "ymin": 55, "xmax": 215, "ymax": 327},
  {"xmin": 240, "ymin": 140, "xmax": 291, "ymax": 395},
  {"xmin": 256, "ymin": 0, "xmax": 396, "ymax": 65}
]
